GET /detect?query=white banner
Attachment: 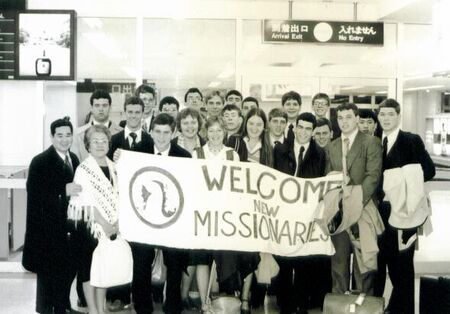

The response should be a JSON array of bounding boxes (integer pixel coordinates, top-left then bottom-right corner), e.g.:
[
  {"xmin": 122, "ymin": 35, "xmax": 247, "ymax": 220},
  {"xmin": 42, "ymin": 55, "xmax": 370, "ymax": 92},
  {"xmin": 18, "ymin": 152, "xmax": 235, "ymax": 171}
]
[{"xmin": 116, "ymin": 150, "xmax": 342, "ymax": 257}]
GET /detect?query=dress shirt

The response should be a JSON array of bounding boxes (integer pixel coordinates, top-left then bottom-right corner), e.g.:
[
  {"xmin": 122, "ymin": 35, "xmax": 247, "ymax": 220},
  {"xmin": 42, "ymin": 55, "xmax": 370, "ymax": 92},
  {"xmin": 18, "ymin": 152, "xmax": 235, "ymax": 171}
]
[
  {"xmin": 154, "ymin": 144, "xmax": 171, "ymax": 156},
  {"xmin": 382, "ymin": 126, "xmax": 400, "ymax": 155},
  {"xmin": 270, "ymin": 134, "xmax": 284, "ymax": 147},
  {"xmin": 293, "ymin": 140, "xmax": 310, "ymax": 175},
  {"xmin": 124, "ymin": 126, "xmax": 142, "ymax": 147},
  {"xmin": 341, "ymin": 127, "xmax": 359, "ymax": 152}
]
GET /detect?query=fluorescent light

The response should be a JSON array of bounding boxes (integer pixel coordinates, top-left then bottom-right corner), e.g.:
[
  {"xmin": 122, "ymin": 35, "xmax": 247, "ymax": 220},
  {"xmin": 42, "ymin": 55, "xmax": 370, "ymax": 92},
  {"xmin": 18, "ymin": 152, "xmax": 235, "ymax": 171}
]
[
  {"xmin": 375, "ymin": 91, "xmax": 388, "ymax": 94},
  {"xmin": 340, "ymin": 85, "xmax": 364, "ymax": 91},
  {"xmin": 208, "ymin": 81, "xmax": 222, "ymax": 88},
  {"xmin": 404, "ymin": 85, "xmax": 444, "ymax": 92}
]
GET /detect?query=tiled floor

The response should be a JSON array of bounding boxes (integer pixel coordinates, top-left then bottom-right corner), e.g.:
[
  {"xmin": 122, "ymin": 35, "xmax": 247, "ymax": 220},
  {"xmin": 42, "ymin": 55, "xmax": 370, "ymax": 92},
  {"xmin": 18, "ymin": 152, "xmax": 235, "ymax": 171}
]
[{"xmin": 0, "ymin": 271, "xmax": 427, "ymax": 314}]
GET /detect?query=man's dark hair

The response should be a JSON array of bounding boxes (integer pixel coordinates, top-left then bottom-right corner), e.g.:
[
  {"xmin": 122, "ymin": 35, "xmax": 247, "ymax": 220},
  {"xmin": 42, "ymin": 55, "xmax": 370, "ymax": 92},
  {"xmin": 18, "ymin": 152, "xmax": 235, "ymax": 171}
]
[
  {"xmin": 315, "ymin": 117, "xmax": 332, "ymax": 131},
  {"xmin": 297, "ymin": 112, "xmax": 317, "ymax": 129},
  {"xmin": 359, "ymin": 109, "xmax": 378, "ymax": 123},
  {"xmin": 135, "ymin": 84, "xmax": 156, "ymax": 97},
  {"xmin": 281, "ymin": 91, "xmax": 302, "ymax": 106},
  {"xmin": 221, "ymin": 104, "xmax": 242, "ymax": 116},
  {"xmin": 312, "ymin": 93, "xmax": 330, "ymax": 106},
  {"xmin": 124, "ymin": 96, "xmax": 145, "ymax": 111},
  {"xmin": 268, "ymin": 108, "xmax": 288, "ymax": 122},
  {"xmin": 225, "ymin": 90, "xmax": 243, "ymax": 102},
  {"xmin": 242, "ymin": 96, "xmax": 259, "ymax": 108},
  {"xmin": 378, "ymin": 98, "xmax": 401, "ymax": 114},
  {"xmin": 184, "ymin": 87, "xmax": 203, "ymax": 102},
  {"xmin": 159, "ymin": 96, "xmax": 180, "ymax": 111},
  {"xmin": 90, "ymin": 90, "xmax": 111, "ymax": 106},
  {"xmin": 151, "ymin": 113, "xmax": 176, "ymax": 132},
  {"xmin": 51, "ymin": 116, "xmax": 73, "ymax": 136},
  {"xmin": 336, "ymin": 103, "xmax": 359, "ymax": 116}
]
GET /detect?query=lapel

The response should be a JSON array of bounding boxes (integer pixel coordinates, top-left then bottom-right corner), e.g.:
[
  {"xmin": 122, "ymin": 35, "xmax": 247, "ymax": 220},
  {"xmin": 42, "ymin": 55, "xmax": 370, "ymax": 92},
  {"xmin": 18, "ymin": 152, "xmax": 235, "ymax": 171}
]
[
  {"xmin": 49, "ymin": 146, "xmax": 69, "ymax": 179},
  {"xmin": 386, "ymin": 130, "xmax": 403, "ymax": 159},
  {"xmin": 346, "ymin": 131, "xmax": 362, "ymax": 170},
  {"xmin": 121, "ymin": 131, "xmax": 131, "ymax": 150}
]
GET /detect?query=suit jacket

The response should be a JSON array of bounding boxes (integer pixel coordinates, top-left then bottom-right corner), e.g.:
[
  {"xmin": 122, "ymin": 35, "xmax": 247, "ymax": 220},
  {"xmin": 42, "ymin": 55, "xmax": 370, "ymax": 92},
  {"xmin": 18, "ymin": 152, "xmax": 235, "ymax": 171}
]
[
  {"xmin": 325, "ymin": 131, "xmax": 382, "ymax": 205},
  {"xmin": 377, "ymin": 130, "xmax": 435, "ymax": 202},
  {"xmin": 274, "ymin": 139, "xmax": 326, "ymax": 178},
  {"xmin": 22, "ymin": 146, "xmax": 80, "ymax": 273},
  {"xmin": 147, "ymin": 142, "xmax": 192, "ymax": 158},
  {"xmin": 107, "ymin": 130, "xmax": 154, "ymax": 159},
  {"xmin": 72, "ymin": 121, "xmax": 123, "ymax": 161}
]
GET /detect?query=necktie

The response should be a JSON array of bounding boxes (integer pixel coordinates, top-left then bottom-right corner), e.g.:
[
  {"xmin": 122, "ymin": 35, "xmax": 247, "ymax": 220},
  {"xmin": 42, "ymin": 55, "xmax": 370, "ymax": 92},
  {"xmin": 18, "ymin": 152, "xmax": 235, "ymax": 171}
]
[
  {"xmin": 129, "ymin": 132, "xmax": 137, "ymax": 149},
  {"xmin": 64, "ymin": 155, "xmax": 73, "ymax": 174},
  {"xmin": 382, "ymin": 137, "xmax": 388, "ymax": 163},
  {"xmin": 342, "ymin": 138, "xmax": 350, "ymax": 185},
  {"xmin": 287, "ymin": 124, "xmax": 295, "ymax": 144},
  {"xmin": 295, "ymin": 146, "xmax": 305, "ymax": 177}
]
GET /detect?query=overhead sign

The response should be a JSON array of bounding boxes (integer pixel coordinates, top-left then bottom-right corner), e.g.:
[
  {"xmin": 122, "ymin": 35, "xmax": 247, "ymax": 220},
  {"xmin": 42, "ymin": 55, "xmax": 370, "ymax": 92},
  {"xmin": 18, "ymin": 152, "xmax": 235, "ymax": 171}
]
[
  {"xmin": 117, "ymin": 151, "xmax": 342, "ymax": 257},
  {"xmin": 263, "ymin": 20, "xmax": 384, "ymax": 45}
]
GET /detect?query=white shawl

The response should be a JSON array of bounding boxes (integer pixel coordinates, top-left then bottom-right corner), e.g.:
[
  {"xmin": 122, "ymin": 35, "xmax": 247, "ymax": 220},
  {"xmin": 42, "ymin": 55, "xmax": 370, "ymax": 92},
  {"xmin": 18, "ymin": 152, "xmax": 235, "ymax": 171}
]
[{"xmin": 68, "ymin": 155, "xmax": 119, "ymax": 238}]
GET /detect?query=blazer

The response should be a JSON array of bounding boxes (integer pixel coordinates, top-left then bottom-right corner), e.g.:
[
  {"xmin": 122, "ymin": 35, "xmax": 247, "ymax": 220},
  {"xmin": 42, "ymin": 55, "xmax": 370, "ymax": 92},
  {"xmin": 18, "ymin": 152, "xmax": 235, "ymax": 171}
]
[
  {"xmin": 107, "ymin": 130, "xmax": 154, "ymax": 159},
  {"xmin": 72, "ymin": 121, "xmax": 123, "ymax": 161},
  {"xmin": 380, "ymin": 130, "xmax": 435, "ymax": 189},
  {"xmin": 325, "ymin": 131, "xmax": 382, "ymax": 205},
  {"xmin": 274, "ymin": 139, "xmax": 326, "ymax": 178},
  {"xmin": 22, "ymin": 146, "xmax": 80, "ymax": 273},
  {"xmin": 147, "ymin": 142, "xmax": 192, "ymax": 158}
]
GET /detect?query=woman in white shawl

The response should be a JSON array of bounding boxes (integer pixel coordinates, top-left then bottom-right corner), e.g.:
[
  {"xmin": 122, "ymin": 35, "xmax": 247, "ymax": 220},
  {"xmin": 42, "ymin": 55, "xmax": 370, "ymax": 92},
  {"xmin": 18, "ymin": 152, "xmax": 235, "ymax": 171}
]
[{"xmin": 68, "ymin": 125, "xmax": 118, "ymax": 314}]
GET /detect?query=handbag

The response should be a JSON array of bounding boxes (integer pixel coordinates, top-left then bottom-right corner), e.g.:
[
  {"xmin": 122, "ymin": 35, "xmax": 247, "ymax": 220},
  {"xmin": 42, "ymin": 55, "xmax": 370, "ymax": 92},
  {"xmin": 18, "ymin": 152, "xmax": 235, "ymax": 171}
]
[
  {"xmin": 204, "ymin": 260, "xmax": 241, "ymax": 314},
  {"xmin": 323, "ymin": 292, "xmax": 384, "ymax": 314},
  {"xmin": 90, "ymin": 234, "xmax": 133, "ymax": 288},
  {"xmin": 151, "ymin": 248, "xmax": 167, "ymax": 284},
  {"xmin": 254, "ymin": 252, "xmax": 279, "ymax": 284}
]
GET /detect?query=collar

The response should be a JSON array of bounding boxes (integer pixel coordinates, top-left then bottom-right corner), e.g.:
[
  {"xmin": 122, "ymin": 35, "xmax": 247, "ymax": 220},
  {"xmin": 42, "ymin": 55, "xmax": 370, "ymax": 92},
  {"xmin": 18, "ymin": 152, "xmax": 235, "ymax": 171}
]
[
  {"xmin": 382, "ymin": 126, "xmax": 400, "ymax": 146},
  {"xmin": 155, "ymin": 144, "xmax": 171, "ymax": 156},
  {"xmin": 294, "ymin": 140, "xmax": 310, "ymax": 155},
  {"xmin": 55, "ymin": 149, "xmax": 70, "ymax": 162},
  {"xmin": 177, "ymin": 134, "xmax": 202, "ymax": 150},
  {"xmin": 92, "ymin": 120, "xmax": 111, "ymax": 128},
  {"xmin": 270, "ymin": 134, "xmax": 284, "ymax": 146},
  {"xmin": 243, "ymin": 137, "xmax": 262, "ymax": 155},
  {"xmin": 341, "ymin": 127, "xmax": 358, "ymax": 149},
  {"xmin": 124, "ymin": 126, "xmax": 142, "ymax": 143}
]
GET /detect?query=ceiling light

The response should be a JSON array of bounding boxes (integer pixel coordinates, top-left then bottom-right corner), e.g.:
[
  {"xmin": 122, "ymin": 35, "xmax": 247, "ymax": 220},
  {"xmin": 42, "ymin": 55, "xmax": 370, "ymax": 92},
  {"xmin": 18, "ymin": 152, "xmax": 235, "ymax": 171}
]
[{"xmin": 404, "ymin": 85, "xmax": 444, "ymax": 92}]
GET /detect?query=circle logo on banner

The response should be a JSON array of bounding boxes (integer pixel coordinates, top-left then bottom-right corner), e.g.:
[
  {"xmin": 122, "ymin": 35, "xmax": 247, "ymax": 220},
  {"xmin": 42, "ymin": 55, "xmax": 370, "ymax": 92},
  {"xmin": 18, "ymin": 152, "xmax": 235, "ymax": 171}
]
[
  {"xmin": 129, "ymin": 167, "xmax": 184, "ymax": 228},
  {"xmin": 313, "ymin": 22, "xmax": 333, "ymax": 42}
]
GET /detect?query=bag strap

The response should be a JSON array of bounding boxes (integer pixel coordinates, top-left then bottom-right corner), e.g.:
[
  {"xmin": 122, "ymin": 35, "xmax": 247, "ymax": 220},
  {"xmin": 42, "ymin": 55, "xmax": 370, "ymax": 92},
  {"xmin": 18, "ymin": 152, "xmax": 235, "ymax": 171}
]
[
  {"xmin": 226, "ymin": 149, "xmax": 234, "ymax": 161},
  {"xmin": 195, "ymin": 147, "xmax": 205, "ymax": 159}
]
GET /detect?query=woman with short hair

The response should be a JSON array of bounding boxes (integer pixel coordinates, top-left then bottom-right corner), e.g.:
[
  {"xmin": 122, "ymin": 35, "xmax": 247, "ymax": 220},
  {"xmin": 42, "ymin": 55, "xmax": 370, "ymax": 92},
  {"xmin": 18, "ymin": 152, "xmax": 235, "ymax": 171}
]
[{"xmin": 68, "ymin": 125, "xmax": 119, "ymax": 314}]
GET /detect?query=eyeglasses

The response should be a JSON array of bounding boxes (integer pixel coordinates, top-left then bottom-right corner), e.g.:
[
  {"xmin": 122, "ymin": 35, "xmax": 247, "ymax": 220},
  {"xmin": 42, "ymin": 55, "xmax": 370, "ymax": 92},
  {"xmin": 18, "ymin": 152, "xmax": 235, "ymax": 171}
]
[{"xmin": 90, "ymin": 139, "xmax": 108, "ymax": 145}]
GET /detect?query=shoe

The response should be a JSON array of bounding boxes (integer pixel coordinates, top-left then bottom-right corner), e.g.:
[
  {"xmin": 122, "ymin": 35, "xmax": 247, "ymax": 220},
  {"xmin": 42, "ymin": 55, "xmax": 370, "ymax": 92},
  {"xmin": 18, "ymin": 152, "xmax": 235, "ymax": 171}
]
[
  {"xmin": 241, "ymin": 299, "xmax": 251, "ymax": 314},
  {"xmin": 107, "ymin": 299, "xmax": 125, "ymax": 312}
]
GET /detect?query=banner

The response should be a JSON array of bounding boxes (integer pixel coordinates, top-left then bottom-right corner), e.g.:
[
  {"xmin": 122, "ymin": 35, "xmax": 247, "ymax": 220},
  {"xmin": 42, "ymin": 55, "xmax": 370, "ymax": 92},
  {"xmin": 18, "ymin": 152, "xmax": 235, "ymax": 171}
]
[{"xmin": 116, "ymin": 150, "xmax": 342, "ymax": 257}]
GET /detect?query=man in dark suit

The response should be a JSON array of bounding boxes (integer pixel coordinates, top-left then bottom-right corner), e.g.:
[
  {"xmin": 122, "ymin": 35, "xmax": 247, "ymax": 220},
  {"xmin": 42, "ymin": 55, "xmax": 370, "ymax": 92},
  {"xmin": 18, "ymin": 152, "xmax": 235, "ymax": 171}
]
[
  {"xmin": 148, "ymin": 113, "xmax": 191, "ymax": 314},
  {"xmin": 312, "ymin": 93, "xmax": 340, "ymax": 140},
  {"xmin": 120, "ymin": 84, "xmax": 158, "ymax": 132},
  {"xmin": 107, "ymin": 96, "xmax": 154, "ymax": 312},
  {"xmin": 281, "ymin": 91, "xmax": 302, "ymax": 145},
  {"xmin": 325, "ymin": 103, "xmax": 382, "ymax": 295},
  {"xmin": 374, "ymin": 99, "xmax": 435, "ymax": 314},
  {"xmin": 274, "ymin": 113, "xmax": 327, "ymax": 314},
  {"xmin": 22, "ymin": 117, "xmax": 82, "ymax": 314}
]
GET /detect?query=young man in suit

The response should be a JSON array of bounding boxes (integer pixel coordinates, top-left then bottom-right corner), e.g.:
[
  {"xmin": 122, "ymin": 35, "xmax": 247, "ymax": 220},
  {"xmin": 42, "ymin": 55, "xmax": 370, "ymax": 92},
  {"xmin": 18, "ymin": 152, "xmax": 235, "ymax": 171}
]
[
  {"xmin": 225, "ymin": 89, "xmax": 243, "ymax": 108},
  {"xmin": 241, "ymin": 96, "xmax": 259, "ymax": 117},
  {"xmin": 137, "ymin": 84, "xmax": 158, "ymax": 133},
  {"xmin": 107, "ymin": 96, "xmax": 154, "ymax": 312},
  {"xmin": 184, "ymin": 87, "xmax": 204, "ymax": 113},
  {"xmin": 150, "ymin": 113, "xmax": 191, "ymax": 314},
  {"xmin": 267, "ymin": 108, "xmax": 288, "ymax": 149},
  {"xmin": 22, "ymin": 117, "xmax": 82, "ymax": 314},
  {"xmin": 312, "ymin": 93, "xmax": 340, "ymax": 140},
  {"xmin": 273, "ymin": 112, "xmax": 327, "ymax": 314},
  {"xmin": 281, "ymin": 91, "xmax": 302, "ymax": 145},
  {"xmin": 358, "ymin": 109, "xmax": 378, "ymax": 136},
  {"xmin": 314, "ymin": 118, "xmax": 333, "ymax": 148},
  {"xmin": 325, "ymin": 103, "xmax": 382, "ymax": 295},
  {"xmin": 72, "ymin": 89, "xmax": 122, "ymax": 161},
  {"xmin": 375, "ymin": 99, "xmax": 435, "ymax": 314}
]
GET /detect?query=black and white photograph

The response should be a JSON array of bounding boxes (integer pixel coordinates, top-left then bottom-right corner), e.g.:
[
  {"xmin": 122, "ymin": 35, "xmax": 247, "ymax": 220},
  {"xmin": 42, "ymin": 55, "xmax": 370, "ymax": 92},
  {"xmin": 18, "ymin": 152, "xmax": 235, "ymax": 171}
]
[{"xmin": 0, "ymin": 1, "xmax": 449, "ymax": 314}]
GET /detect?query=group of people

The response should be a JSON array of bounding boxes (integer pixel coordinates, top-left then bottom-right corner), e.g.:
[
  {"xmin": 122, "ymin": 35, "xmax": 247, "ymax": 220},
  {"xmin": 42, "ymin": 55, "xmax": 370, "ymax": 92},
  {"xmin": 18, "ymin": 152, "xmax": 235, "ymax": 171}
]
[{"xmin": 22, "ymin": 84, "xmax": 435, "ymax": 314}]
